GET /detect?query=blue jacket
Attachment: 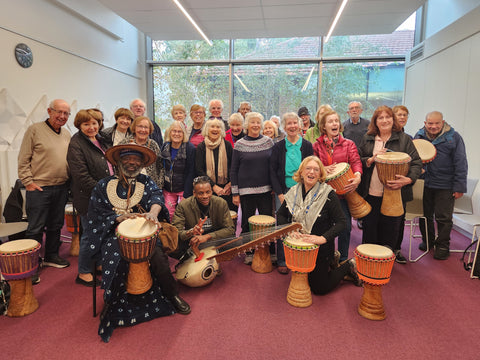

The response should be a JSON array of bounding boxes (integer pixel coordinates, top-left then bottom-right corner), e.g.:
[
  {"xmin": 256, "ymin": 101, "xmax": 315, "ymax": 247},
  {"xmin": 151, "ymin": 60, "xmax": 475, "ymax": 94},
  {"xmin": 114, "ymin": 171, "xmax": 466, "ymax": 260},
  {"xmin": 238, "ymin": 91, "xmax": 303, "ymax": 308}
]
[{"xmin": 415, "ymin": 124, "xmax": 467, "ymax": 193}]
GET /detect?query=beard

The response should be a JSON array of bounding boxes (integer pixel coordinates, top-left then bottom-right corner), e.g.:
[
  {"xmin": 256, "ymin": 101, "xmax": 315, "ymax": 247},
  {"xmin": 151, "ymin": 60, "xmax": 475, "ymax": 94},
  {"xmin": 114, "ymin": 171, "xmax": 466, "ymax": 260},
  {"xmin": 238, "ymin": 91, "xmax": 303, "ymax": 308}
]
[{"xmin": 118, "ymin": 162, "xmax": 142, "ymax": 179}]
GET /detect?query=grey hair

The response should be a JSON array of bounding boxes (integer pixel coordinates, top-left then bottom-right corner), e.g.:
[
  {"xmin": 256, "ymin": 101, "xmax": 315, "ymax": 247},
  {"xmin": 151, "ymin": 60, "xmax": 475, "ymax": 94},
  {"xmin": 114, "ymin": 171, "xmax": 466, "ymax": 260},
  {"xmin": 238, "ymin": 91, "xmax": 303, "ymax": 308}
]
[
  {"xmin": 244, "ymin": 112, "xmax": 264, "ymax": 134},
  {"xmin": 281, "ymin": 112, "xmax": 302, "ymax": 129},
  {"xmin": 202, "ymin": 119, "xmax": 226, "ymax": 138}
]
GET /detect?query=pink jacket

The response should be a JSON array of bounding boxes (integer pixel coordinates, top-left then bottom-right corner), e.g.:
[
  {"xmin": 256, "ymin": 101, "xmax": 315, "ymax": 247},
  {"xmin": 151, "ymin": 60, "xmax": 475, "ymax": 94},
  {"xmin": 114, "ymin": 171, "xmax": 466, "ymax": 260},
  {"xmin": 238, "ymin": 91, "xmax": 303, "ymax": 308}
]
[{"xmin": 313, "ymin": 134, "xmax": 362, "ymax": 174}]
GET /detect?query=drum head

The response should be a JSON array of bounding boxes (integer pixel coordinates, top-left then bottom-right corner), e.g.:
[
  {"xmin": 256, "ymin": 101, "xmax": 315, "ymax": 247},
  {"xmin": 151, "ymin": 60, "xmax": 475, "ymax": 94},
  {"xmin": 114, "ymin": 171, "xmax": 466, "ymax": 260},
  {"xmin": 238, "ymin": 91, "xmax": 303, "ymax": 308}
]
[
  {"xmin": 283, "ymin": 235, "xmax": 318, "ymax": 249},
  {"xmin": 117, "ymin": 217, "xmax": 158, "ymax": 238},
  {"xmin": 65, "ymin": 203, "xmax": 74, "ymax": 214},
  {"xmin": 356, "ymin": 244, "xmax": 393, "ymax": 258},
  {"xmin": 230, "ymin": 211, "xmax": 238, "ymax": 219},
  {"xmin": 248, "ymin": 215, "xmax": 275, "ymax": 226},
  {"xmin": 326, "ymin": 162, "xmax": 349, "ymax": 181},
  {"xmin": 413, "ymin": 139, "xmax": 436, "ymax": 162},
  {"xmin": 376, "ymin": 152, "xmax": 411, "ymax": 163},
  {"xmin": 0, "ymin": 239, "xmax": 40, "ymax": 253}
]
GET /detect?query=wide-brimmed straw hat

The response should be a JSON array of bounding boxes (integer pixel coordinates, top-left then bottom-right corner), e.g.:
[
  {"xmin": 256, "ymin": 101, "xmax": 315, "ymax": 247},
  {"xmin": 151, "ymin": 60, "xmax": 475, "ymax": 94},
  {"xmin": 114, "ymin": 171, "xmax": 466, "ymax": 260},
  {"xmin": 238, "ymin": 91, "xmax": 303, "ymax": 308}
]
[{"xmin": 105, "ymin": 143, "xmax": 156, "ymax": 167}]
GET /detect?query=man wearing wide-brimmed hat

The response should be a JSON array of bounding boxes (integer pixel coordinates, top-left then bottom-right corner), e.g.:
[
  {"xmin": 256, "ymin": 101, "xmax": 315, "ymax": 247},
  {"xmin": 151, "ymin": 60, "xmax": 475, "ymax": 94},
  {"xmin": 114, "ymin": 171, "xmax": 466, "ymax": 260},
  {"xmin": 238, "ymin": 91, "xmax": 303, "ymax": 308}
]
[{"xmin": 85, "ymin": 143, "xmax": 190, "ymax": 342}]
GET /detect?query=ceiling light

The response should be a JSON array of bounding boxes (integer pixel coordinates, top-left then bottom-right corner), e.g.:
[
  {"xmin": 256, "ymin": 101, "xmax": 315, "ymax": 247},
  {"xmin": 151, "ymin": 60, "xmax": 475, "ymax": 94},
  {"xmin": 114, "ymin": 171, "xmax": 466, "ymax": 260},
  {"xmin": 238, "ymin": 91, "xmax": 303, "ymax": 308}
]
[
  {"xmin": 234, "ymin": 74, "xmax": 251, "ymax": 93},
  {"xmin": 302, "ymin": 66, "xmax": 316, "ymax": 92},
  {"xmin": 325, "ymin": 0, "xmax": 349, "ymax": 43},
  {"xmin": 172, "ymin": 0, "xmax": 212, "ymax": 46}
]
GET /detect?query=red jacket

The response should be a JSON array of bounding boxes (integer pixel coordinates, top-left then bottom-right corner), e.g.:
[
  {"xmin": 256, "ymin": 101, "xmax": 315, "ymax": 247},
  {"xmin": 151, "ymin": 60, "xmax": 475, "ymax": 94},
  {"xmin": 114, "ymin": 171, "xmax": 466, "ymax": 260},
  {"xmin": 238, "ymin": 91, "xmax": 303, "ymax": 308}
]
[{"xmin": 313, "ymin": 134, "xmax": 362, "ymax": 174}]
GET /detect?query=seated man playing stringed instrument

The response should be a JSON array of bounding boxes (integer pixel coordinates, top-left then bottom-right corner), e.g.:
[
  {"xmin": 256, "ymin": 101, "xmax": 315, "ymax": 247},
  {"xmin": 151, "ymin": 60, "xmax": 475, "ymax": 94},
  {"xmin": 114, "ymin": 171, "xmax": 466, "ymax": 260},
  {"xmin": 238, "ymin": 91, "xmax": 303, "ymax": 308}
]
[{"xmin": 172, "ymin": 176, "xmax": 235, "ymax": 260}]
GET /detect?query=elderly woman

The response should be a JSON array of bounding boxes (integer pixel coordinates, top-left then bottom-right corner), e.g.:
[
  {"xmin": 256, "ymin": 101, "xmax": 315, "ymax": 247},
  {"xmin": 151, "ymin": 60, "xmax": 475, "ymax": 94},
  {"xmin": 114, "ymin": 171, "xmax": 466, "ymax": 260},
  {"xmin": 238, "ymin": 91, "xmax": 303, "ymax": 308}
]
[
  {"xmin": 270, "ymin": 112, "xmax": 313, "ymax": 273},
  {"xmin": 270, "ymin": 115, "xmax": 286, "ymax": 141},
  {"xmin": 231, "ymin": 112, "xmax": 274, "ymax": 263},
  {"xmin": 304, "ymin": 104, "xmax": 333, "ymax": 144},
  {"xmin": 225, "ymin": 113, "xmax": 245, "ymax": 147},
  {"xmin": 277, "ymin": 156, "xmax": 361, "ymax": 294},
  {"xmin": 358, "ymin": 105, "xmax": 422, "ymax": 251},
  {"xmin": 100, "ymin": 108, "xmax": 134, "ymax": 146},
  {"xmin": 118, "ymin": 116, "xmax": 164, "ymax": 190},
  {"xmin": 160, "ymin": 121, "xmax": 196, "ymax": 220},
  {"xmin": 195, "ymin": 119, "xmax": 236, "ymax": 211},
  {"xmin": 67, "ymin": 109, "xmax": 113, "ymax": 286},
  {"xmin": 171, "ymin": 104, "xmax": 187, "ymax": 128},
  {"xmin": 262, "ymin": 120, "xmax": 283, "ymax": 144},
  {"xmin": 186, "ymin": 104, "xmax": 206, "ymax": 148},
  {"xmin": 313, "ymin": 110, "xmax": 362, "ymax": 263}
]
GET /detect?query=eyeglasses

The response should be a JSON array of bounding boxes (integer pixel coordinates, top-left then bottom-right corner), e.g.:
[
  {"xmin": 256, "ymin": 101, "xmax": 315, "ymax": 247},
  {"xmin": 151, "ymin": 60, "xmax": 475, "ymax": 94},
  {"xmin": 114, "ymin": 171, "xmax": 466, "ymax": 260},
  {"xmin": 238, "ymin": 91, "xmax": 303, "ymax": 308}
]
[
  {"xmin": 50, "ymin": 108, "xmax": 71, "ymax": 117},
  {"xmin": 136, "ymin": 125, "xmax": 150, "ymax": 129},
  {"xmin": 305, "ymin": 166, "xmax": 321, "ymax": 173},
  {"xmin": 131, "ymin": 105, "xmax": 145, "ymax": 109},
  {"xmin": 192, "ymin": 111, "xmax": 205, "ymax": 115}
]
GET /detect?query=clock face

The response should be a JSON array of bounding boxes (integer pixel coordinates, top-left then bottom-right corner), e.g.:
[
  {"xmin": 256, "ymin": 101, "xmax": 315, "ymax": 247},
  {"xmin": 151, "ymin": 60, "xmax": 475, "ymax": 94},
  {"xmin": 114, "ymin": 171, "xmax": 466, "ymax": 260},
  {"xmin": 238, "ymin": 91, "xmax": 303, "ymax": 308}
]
[{"xmin": 15, "ymin": 43, "xmax": 33, "ymax": 68}]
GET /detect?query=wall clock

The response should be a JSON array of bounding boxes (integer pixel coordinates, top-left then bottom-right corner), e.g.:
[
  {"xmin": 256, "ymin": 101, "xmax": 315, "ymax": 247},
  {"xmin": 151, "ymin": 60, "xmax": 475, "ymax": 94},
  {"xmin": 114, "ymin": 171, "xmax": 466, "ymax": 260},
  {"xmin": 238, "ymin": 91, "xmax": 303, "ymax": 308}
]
[{"xmin": 15, "ymin": 43, "xmax": 33, "ymax": 68}]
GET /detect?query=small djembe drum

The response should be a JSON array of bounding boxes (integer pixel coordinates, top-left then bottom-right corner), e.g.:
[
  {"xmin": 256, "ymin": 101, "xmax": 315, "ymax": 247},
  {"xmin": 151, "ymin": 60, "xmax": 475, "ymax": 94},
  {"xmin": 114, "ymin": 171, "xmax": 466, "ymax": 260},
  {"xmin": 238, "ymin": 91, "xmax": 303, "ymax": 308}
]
[
  {"xmin": 248, "ymin": 215, "xmax": 276, "ymax": 273},
  {"xmin": 413, "ymin": 139, "xmax": 436, "ymax": 164},
  {"xmin": 325, "ymin": 162, "xmax": 371, "ymax": 219},
  {"xmin": 64, "ymin": 203, "xmax": 80, "ymax": 256},
  {"xmin": 116, "ymin": 217, "xmax": 159, "ymax": 295},
  {"xmin": 354, "ymin": 244, "xmax": 396, "ymax": 320},
  {"xmin": 283, "ymin": 235, "xmax": 319, "ymax": 308},
  {"xmin": 0, "ymin": 239, "xmax": 41, "ymax": 317},
  {"xmin": 175, "ymin": 246, "xmax": 219, "ymax": 287},
  {"xmin": 230, "ymin": 211, "xmax": 238, "ymax": 222},
  {"xmin": 375, "ymin": 152, "xmax": 411, "ymax": 217}
]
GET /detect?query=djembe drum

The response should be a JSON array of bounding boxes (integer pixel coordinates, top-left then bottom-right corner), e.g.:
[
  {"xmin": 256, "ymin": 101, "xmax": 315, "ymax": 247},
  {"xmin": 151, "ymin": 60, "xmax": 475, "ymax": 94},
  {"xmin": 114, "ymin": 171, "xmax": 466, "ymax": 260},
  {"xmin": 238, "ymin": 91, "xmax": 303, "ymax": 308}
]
[
  {"xmin": 375, "ymin": 152, "xmax": 411, "ymax": 217},
  {"xmin": 283, "ymin": 235, "xmax": 319, "ymax": 308},
  {"xmin": 0, "ymin": 239, "xmax": 41, "ymax": 317},
  {"xmin": 248, "ymin": 215, "xmax": 276, "ymax": 273},
  {"xmin": 325, "ymin": 162, "xmax": 371, "ymax": 219},
  {"xmin": 413, "ymin": 139, "xmax": 436, "ymax": 164},
  {"xmin": 354, "ymin": 244, "xmax": 395, "ymax": 320},
  {"xmin": 116, "ymin": 217, "xmax": 159, "ymax": 295},
  {"xmin": 64, "ymin": 203, "xmax": 80, "ymax": 256}
]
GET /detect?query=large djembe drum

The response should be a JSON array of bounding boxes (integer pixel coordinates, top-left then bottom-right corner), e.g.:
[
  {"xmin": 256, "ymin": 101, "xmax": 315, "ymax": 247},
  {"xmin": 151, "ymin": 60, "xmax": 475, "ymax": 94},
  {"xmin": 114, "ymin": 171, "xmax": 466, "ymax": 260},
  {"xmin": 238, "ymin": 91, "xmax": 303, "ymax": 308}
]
[
  {"xmin": 283, "ymin": 235, "xmax": 319, "ymax": 308},
  {"xmin": 116, "ymin": 217, "xmax": 159, "ymax": 295},
  {"xmin": 64, "ymin": 203, "xmax": 80, "ymax": 256},
  {"xmin": 248, "ymin": 215, "xmax": 276, "ymax": 273},
  {"xmin": 0, "ymin": 239, "xmax": 41, "ymax": 317},
  {"xmin": 375, "ymin": 152, "xmax": 411, "ymax": 217},
  {"xmin": 412, "ymin": 139, "xmax": 436, "ymax": 164},
  {"xmin": 354, "ymin": 244, "xmax": 395, "ymax": 320},
  {"xmin": 325, "ymin": 162, "xmax": 371, "ymax": 219}
]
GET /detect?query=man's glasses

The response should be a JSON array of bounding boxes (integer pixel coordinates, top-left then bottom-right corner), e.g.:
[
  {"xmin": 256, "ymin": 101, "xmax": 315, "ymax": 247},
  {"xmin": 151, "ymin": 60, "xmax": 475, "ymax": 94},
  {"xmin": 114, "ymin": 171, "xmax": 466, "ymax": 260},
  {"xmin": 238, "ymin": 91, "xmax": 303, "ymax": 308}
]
[{"xmin": 50, "ymin": 108, "xmax": 71, "ymax": 117}]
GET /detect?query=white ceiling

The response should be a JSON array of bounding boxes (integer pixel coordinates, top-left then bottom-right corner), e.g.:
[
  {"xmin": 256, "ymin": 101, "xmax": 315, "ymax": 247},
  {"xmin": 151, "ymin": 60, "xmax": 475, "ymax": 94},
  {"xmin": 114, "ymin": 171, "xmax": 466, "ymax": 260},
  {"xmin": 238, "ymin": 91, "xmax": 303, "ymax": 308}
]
[{"xmin": 98, "ymin": 0, "xmax": 425, "ymax": 41}]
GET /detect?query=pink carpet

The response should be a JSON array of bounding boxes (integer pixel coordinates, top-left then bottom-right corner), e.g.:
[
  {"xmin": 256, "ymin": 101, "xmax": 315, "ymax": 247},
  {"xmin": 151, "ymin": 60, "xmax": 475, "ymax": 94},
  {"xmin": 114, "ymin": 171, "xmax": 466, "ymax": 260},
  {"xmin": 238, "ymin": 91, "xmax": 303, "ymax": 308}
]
[{"xmin": 1, "ymin": 222, "xmax": 479, "ymax": 360}]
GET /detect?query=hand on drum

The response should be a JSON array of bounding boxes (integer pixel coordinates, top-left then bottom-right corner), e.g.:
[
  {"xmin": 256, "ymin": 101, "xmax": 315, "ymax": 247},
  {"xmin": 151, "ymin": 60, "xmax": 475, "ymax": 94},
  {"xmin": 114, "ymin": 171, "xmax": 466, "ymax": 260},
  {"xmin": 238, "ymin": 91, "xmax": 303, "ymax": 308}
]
[
  {"xmin": 366, "ymin": 148, "xmax": 387, "ymax": 167},
  {"xmin": 343, "ymin": 173, "xmax": 361, "ymax": 193},
  {"xmin": 325, "ymin": 164, "xmax": 338, "ymax": 175},
  {"xmin": 190, "ymin": 234, "xmax": 211, "ymax": 247},
  {"xmin": 290, "ymin": 231, "xmax": 326, "ymax": 245},
  {"xmin": 386, "ymin": 175, "xmax": 412, "ymax": 190},
  {"xmin": 116, "ymin": 213, "xmax": 140, "ymax": 223}
]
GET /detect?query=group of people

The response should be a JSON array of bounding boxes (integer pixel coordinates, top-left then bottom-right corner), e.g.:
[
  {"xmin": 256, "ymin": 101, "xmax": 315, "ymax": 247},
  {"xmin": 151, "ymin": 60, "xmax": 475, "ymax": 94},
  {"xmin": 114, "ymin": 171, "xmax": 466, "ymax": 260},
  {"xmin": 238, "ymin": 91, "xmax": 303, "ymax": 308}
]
[{"xmin": 15, "ymin": 96, "xmax": 467, "ymax": 341}]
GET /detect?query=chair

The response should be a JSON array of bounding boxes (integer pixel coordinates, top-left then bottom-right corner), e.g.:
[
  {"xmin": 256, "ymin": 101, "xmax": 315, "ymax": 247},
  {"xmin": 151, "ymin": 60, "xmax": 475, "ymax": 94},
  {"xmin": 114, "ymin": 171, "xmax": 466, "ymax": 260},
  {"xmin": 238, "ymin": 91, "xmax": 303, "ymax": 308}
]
[{"xmin": 406, "ymin": 179, "xmax": 429, "ymax": 262}]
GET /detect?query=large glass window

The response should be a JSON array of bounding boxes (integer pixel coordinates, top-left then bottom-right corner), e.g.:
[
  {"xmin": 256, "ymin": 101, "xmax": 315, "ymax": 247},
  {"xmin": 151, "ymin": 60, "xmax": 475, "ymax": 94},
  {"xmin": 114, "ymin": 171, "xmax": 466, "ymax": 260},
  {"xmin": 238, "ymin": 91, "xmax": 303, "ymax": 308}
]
[
  {"xmin": 152, "ymin": 39, "xmax": 229, "ymax": 61},
  {"xmin": 234, "ymin": 37, "xmax": 320, "ymax": 60}
]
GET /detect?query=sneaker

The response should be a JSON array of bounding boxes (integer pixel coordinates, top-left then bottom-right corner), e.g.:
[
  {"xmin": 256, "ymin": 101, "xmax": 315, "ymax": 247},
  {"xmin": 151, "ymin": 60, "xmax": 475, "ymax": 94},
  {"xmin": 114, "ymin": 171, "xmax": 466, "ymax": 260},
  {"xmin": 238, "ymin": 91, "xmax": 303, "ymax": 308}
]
[
  {"xmin": 43, "ymin": 254, "xmax": 70, "ymax": 268},
  {"xmin": 395, "ymin": 250, "xmax": 407, "ymax": 264},
  {"xmin": 434, "ymin": 247, "xmax": 450, "ymax": 260},
  {"xmin": 31, "ymin": 274, "xmax": 40, "ymax": 285},
  {"xmin": 244, "ymin": 254, "xmax": 253, "ymax": 265},
  {"xmin": 357, "ymin": 220, "xmax": 363, "ymax": 230},
  {"xmin": 347, "ymin": 259, "xmax": 363, "ymax": 287}
]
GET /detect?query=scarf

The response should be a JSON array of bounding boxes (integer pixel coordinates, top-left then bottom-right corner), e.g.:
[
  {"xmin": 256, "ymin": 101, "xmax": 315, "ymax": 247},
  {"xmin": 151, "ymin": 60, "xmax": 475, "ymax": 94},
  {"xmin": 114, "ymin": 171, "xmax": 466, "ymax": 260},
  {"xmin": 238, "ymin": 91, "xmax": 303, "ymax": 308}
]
[
  {"xmin": 205, "ymin": 137, "xmax": 228, "ymax": 185},
  {"xmin": 284, "ymin": 182, "xmax": 332, "ymax": 234},
  {"xmin": 321, "ymin": 134, "xmax": 339, "ymax": 165}
]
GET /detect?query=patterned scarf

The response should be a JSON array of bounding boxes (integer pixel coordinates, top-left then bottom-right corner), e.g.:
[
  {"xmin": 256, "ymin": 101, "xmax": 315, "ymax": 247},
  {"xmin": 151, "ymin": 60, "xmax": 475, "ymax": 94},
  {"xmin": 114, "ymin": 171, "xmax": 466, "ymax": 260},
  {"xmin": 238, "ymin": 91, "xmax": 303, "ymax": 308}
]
[
  {"xmin": 204, "ymin": 137, "xmax": 228, "ymax": 185},
  {"xmin": 322, "ymin": 134, "xmax": 339, "ymax": 165}
]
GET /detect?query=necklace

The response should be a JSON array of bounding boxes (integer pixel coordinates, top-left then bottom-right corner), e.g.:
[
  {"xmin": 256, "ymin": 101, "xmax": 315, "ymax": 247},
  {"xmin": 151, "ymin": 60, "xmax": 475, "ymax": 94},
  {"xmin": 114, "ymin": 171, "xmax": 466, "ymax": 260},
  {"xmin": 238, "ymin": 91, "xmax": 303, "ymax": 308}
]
[{"xmin": 106, "ymin": 178, "xmax": 144, "ymax": 215}]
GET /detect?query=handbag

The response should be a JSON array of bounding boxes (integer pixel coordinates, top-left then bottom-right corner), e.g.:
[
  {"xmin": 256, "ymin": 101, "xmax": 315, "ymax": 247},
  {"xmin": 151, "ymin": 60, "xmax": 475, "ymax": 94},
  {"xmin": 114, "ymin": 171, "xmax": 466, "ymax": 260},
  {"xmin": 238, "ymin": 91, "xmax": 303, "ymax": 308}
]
[{"xmin": 157, "ymin": 222, "xmax": 178, "ymax": 254}]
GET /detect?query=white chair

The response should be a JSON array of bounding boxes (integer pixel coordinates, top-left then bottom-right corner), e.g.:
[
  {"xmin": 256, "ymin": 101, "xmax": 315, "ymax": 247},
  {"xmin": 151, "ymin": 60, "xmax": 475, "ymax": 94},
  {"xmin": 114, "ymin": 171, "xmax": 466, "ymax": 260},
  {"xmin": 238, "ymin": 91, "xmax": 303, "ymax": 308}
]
[{"xmin": 406, "ymin": 179, "xmax": 430, "ymax": 262}]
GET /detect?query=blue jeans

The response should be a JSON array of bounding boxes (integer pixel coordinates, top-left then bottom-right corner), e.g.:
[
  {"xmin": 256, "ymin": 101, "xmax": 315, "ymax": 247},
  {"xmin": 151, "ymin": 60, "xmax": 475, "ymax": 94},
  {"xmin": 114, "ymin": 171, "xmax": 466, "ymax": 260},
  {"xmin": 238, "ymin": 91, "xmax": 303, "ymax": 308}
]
[
  {"xmin": 25, "ymin": 184, "xmax": 68, "ymax": 258},
  {"xmin": 337, "ymin": 198, "xmax": 352, "ymax": 261},
  {"xmin": 78, "ymin": 215, "xmax": 101, "ymax": 274}
]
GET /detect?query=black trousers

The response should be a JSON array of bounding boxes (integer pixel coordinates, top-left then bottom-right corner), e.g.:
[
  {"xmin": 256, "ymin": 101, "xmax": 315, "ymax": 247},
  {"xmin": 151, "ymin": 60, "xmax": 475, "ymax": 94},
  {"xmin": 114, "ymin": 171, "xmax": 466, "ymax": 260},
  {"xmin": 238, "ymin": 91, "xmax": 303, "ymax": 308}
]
[
  {"xmin": 150, "ymin": 247, "xmax": 178, "ymax": 298},
  {"xmin": 239, "ymin": 192, "xmax": 274, "ymax": 234},
  {"xmin": 309, "ymin": 257, "xmax": 350, "ymax": 295}
]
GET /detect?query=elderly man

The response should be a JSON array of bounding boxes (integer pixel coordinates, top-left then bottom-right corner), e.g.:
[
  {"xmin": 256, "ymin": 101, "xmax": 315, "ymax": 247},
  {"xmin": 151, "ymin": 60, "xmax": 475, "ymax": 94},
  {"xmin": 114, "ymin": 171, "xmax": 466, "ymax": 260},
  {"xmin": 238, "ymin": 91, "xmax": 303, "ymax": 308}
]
[
  {"xmin": 18, "ymin": 99, "xmax": 71, "ymax": 276},
  {"xmin": 415, "ymin": 111, "xmax": 468, "ymax": 260},
  {"xmin": 86, "ymin": 143, "xmax": 190, "ymax": 342},
  {"xmin": 238, "ymin": 101, "xmax": 251, "ymax": 118},
  {"xmin": 208, "ymin": 99, "xmax": 229, "ymax": 130},
  {"xmin": 298, "ymin": 106, "xmax": 314, "ymax": 136},
  {"xmin": 172, "ymin": 176, "xmax": 235, "ymax": 259},
  {"xmin": 130, "ymin": 98, "xmax": 163, "ymax": 147},
  {"xmin": 342, "ymin": 101, "xmax": 370, "ymax": 147}
]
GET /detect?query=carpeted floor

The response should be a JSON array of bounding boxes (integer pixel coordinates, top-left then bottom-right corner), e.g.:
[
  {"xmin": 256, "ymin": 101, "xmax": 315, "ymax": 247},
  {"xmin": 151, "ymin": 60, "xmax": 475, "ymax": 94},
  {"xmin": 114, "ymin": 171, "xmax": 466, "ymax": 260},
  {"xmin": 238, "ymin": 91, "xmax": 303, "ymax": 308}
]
[{"xmin": 1, "ymin": 221, "xmax": 479, "ymax": 360}]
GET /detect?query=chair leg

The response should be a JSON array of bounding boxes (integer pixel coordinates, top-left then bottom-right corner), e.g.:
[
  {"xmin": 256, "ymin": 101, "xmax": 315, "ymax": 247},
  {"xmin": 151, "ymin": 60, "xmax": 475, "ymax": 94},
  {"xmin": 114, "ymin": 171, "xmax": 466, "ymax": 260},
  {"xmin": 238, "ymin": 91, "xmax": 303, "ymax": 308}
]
[
  {"xmin": 409, "ymin": 216, "xmax": 429, "ymax": 262},
  {"xmin": 470, "ymin": 225, "xmax": 479, "ymax": 279},
  {"xmin": 92, "ymin": 261, "xmax": 97, "ymax": 317}
]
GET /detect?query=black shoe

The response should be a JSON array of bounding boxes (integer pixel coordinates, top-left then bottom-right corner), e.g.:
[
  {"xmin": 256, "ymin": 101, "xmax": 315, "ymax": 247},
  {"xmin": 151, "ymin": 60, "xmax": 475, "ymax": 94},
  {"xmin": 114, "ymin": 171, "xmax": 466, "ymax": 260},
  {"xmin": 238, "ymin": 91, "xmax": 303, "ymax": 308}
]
[
  {"xmin": 32, "ymin": 274, "xmax": 40, "ymax": 285},
  {"xmin": 43, "ymin": 255, "xmax": 70, "ymax": 268},
  {"xmin": 169, "ymin": 295, "xmax": 191, "ymax": 315},
  {"xmin": 395, "ymin": 250, "xmax": 407, "ymax": 264},
  {"xmin": 347, "ymin": 259, "xmax": 363, "ymax": 287},
  {"xmin": 419, "ymin": 242, "xmax": 433, "ymax": 251},
  {"xmin": 357, "ymin": 220, "xmax": 363, "ymax": 230},
  {"xmin": 75, "ymin": 275, "xmax": 98, "ymax": 287},
  {"xmin": 434, "ymin": 247, "xmax": 450, "ymax": 260}
]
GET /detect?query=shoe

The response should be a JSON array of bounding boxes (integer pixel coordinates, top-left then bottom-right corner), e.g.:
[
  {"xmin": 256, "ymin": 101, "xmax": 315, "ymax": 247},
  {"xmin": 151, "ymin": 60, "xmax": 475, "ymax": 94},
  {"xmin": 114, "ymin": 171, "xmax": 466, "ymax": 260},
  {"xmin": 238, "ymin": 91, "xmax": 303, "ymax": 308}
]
[
  {"xmin": 244, "ymin": 254, "xmax": 253, "ymax": 265},
  {"xmin": 419, "ymin": 242, "xmax": 433, "ymax": 251},
  {"xmin": 169, "ymin": 295, "xmax": 191, "ymax": 315},
  {"xmin": 333, "ymin": 250, "xmax": 341, "ymax": 269},
  {"xmin": 434, "ymin": 247, "xmax": 450, "ymax": 260},
  {"xmin": 357, "ymin": 220, "xmax": 363, "ymax": 230},
  {"xmin": 43, "ymin": 255, "xmax": 70, "ymax": 268},
  {"xmin": 395, "ymin": 250, "xmax": 407, "ymax": 264},
  {"xmin": 271, "ymin": 253, "xmax": 278, "ymax": 265},
  {"xmin": 277, "ymin": 266, "xmax": 289, "ymax": 274},
  {"xmin": 32, "ymin": 274, "xmax": 40, "ymax": 285},
  {"xmin": 347, "ymin": 259, "xmax": 363, "ymax": 287},
  {"xmin": 75, "ymin": 275, "xmax": 98, "ymax": 287}
]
